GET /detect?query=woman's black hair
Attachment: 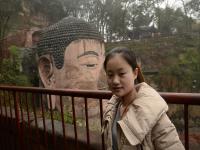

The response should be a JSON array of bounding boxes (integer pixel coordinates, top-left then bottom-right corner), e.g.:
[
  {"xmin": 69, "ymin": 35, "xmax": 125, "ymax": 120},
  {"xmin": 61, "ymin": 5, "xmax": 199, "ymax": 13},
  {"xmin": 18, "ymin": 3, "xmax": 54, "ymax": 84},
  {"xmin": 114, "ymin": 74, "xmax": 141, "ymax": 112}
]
[{"xmin": 104, "ymin": 47, "xmax": 145, "ymax": 83}]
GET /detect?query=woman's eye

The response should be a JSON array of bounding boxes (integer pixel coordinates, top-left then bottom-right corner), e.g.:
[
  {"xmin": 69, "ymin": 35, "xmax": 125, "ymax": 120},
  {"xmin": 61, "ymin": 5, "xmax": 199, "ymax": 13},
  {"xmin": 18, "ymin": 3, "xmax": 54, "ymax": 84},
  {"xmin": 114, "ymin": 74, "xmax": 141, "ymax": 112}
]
[
  {"xmin": 107, "ymin": 74, "xmax": 113, "ymax": 78},
  {"xmin": 119, "ymin": 73, "xmax": 126, "ymax": 76}
]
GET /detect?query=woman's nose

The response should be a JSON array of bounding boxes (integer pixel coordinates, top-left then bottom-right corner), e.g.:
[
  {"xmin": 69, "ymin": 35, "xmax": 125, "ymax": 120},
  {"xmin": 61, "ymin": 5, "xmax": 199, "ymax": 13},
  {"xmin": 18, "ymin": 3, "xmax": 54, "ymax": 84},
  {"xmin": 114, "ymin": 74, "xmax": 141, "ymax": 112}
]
[{"xmin": 113, "ymin": 75, "xmax": 120, "ymax": 84}]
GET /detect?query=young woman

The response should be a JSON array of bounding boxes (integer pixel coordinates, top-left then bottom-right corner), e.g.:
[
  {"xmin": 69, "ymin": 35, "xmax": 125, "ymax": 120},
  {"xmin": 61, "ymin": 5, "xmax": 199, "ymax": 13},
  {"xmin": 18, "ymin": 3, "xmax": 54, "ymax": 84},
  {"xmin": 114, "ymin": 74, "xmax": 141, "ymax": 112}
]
[{"xmin": 102, "ymin": 47, "xmax": 184, "ymax": 150}]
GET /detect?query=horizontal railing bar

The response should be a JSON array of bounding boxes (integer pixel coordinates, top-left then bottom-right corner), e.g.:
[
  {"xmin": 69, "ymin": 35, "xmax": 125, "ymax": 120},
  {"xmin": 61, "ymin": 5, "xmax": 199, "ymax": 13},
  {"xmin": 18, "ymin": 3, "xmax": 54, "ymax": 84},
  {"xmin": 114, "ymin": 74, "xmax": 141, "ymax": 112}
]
[
  {"xmin": 160, "ymin": 92, "xmax": 200, "ymax": 105},
  {"xmin": 1, "ymin": 86, "xmax": 200, "ymax": 105},
  {"xmin": 0, "ymin": 86, "xmax": 112, "ymax": 99}
]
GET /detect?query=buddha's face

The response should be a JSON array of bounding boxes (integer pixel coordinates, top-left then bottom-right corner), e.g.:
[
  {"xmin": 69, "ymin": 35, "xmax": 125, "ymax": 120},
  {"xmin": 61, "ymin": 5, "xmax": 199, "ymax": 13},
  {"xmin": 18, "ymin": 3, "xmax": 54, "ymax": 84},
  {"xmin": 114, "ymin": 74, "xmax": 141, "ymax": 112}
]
[
  {"xmin": 38, "ymin": 39, "xmax": 105, "ymax": 111},
  {"xmin": 52, "ymin": 39, "xmax": 105, "ymax": 90}
]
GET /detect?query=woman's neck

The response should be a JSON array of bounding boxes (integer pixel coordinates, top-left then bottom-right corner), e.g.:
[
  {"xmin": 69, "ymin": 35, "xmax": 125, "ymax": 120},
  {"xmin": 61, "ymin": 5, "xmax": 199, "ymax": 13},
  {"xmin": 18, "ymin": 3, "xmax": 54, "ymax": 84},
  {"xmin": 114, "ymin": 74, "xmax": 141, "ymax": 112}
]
[{"xmin": 121, "ymin": 88, "xmax": 137, "ymax": 107}]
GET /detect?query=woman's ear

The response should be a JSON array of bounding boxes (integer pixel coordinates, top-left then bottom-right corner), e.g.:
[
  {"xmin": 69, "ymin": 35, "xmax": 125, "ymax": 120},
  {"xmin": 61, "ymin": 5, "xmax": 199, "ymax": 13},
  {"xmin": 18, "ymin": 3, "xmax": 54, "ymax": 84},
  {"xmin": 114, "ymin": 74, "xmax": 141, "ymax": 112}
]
[
  {"xmin": 133, "ymin": 68, "xmax": 138, "ymax": 80},
  {"xmin": 38, "ymin": 55, "xmax": 55, "ymax": 88}
]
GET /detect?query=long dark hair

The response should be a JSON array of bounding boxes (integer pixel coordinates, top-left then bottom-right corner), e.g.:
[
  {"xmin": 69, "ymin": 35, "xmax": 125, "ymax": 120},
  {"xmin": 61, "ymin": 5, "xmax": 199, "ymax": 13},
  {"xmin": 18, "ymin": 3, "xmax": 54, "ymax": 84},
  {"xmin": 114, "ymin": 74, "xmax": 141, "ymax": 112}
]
[{"xmin": 104, "ymin": 47, "xmax": 145, "ymax": 83}]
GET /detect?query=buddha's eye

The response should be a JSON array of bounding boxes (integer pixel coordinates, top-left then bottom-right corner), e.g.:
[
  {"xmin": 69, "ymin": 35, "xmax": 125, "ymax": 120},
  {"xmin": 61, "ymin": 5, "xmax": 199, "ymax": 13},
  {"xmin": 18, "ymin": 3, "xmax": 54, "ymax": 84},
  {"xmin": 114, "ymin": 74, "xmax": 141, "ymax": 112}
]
[
  {"xmin": 78, "ymin": 56, "xmax": 98, "ymax": 69},
  {"xmin": 80, "ymin": 63, "xmax": 98, "ymax": 69},
  {"xmin": 86, "ymin": 64, "xmax": 97, "ymax": 68}
]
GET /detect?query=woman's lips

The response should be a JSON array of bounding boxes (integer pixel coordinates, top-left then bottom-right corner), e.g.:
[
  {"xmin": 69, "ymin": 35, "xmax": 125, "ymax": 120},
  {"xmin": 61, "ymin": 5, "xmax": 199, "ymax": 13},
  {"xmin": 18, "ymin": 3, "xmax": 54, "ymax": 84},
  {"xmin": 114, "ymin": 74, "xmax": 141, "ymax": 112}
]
[{"xmin": 112, "ymin": 87, "xmax": 122, "ymax": 91}]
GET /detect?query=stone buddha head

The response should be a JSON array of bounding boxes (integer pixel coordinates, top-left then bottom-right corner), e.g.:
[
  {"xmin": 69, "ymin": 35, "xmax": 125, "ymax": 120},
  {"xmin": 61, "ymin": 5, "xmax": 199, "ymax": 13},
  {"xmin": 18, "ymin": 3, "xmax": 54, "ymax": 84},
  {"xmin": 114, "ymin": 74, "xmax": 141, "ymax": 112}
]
[{"xmin": 36, "ymin": 17, "xmax": 105, "ymax": 110}]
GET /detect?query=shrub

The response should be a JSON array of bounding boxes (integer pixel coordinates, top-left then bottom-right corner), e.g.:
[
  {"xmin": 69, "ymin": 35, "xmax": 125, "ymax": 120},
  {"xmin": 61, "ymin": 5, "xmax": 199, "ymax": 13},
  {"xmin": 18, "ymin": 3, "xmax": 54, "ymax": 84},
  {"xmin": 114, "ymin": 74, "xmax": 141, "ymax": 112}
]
[{"xmin": 0, "ymin": 45, "xmax": 31, "ymax": 86}]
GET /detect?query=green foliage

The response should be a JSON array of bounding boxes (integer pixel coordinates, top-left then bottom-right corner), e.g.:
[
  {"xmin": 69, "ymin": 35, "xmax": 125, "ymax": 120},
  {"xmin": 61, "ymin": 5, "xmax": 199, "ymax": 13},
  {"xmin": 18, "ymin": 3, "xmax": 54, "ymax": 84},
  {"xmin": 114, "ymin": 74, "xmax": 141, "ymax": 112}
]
[
  {"xmin": 154, "ymin": 39, "xmax": 200, "ymax": 92},
  {"xmin": 45, "ymin": 111, "xmax": 73, "ymax": 124},
  {"xmin": 0, "ymin": 45, "xmax": 31, "ymax": 86},
  {"xmin": 44, "ymin": 110, "xmax": 88, "ymax": 128},
  {"xmin": 21, "ymin": 48, "xmax": 39, "ymax": 86}
]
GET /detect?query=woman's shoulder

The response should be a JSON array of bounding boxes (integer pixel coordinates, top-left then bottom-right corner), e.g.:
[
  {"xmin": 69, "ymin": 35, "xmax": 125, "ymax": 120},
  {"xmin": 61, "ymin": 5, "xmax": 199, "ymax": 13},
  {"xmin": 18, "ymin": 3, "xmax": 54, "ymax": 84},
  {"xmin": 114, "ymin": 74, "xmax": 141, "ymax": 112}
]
[
  {"xmin": 136, "ymin": 82, "xmax": 160, "ymax": 98},
  {"xmin": 134, "ymin": 82, "xmax": 168, "ymax": 111}
]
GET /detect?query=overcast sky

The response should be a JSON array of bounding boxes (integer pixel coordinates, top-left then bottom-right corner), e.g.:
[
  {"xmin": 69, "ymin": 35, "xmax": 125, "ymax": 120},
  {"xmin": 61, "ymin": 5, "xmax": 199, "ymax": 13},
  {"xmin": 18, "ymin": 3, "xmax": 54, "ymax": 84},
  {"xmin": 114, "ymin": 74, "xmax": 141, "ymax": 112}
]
[
  {"xmin": 161, "ymin": 0, "xmax": 191, "ymax": 9},
  {"xmin": 162, "ymin": 0, "xmax": 200, "ymax": 19},
  {"xmin": 161, "ymin": 0, "xmax": 183, "ymax": 8}
]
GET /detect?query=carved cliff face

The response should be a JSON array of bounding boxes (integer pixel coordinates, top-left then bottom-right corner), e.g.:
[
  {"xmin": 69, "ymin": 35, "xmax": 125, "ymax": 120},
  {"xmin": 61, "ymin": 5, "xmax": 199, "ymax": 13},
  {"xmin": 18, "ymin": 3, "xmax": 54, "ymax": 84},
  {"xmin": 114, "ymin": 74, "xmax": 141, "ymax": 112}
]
[{"xmin": 39, "ymin": 39, "xmax": 105, "ymax": 90}]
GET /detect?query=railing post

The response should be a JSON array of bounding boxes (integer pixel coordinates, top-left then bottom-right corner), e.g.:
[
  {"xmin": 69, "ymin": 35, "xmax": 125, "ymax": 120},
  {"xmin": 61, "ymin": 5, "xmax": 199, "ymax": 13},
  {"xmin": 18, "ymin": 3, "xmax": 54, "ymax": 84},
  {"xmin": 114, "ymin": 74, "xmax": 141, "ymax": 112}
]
[
  {"xmin": 49, "ymin": 94, "xmax": 56, "ymax": 150},
  {"xmin": 99, "ymin": 99, "xmax": 105, "ymax": 150},
  {"xmin": 40, "ymin": 93, "xmax": 48, "ymax": 149},
  {"xmin": 72, "ymin": 96, "xmax": 78, "ymax": 149},
  {"xmin": 184, "ymin": 104, "xmax": 189, "ymax": 150},
  {"xmin": 84, "ymin": 97, "xmax": 90, "ymax": 148},
  {"xmin": 13, "ymin": 91, "xmax": 23, "ymax": 150},
  {"xmin": 0, "ymin": 90, "xmax": 4, "ymax": 150},
  {"xmin": 59, "ymin": 96, "xmax": 67, "ymax": 149}
]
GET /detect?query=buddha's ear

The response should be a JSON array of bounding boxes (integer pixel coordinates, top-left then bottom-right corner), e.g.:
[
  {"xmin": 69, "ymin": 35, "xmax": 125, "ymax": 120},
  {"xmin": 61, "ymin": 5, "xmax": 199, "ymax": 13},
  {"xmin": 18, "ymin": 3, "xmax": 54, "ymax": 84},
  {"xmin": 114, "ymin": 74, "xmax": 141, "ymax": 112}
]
[{"xmin": 38, "ymin": 55, "xmax": 55, "ymax": 88}]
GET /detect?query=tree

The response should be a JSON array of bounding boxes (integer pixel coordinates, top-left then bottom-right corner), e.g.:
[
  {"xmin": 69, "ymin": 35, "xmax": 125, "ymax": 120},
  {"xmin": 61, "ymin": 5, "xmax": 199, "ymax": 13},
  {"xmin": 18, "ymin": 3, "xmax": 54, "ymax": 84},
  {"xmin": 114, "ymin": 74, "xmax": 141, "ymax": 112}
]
[
  {"xmin": 128, "ymin": 1, "xmax": 153, "ymax": 28},
  {"xmin": 186, "ymin": 0, "xmax": 200, "ymax": 19},
  {"xmin": 105, "ymin": 0, "xmax": 128, "ymax": 41},
  {"xmin": 0, "ymin": 0, "xmax": 21, "ymax": 58},
  {"xmin": 62, "ymin": 0, "xmax": 88, "ymax": 17},
  {"xmin": 155, "ymin": 7, "xmax": 188, "ymax": 34},
  {"xmin": 124, "ymin": 0, "xmax": 164, "ymax": 38},
  {"xmin": 0, "ymin": 0, "xmax": 21, "ymax": 39},
  {"xmin": 146, "ymin": 0, "xmax": 165, "ymax": 32},
  {"xmin": 29, "ymin": 0, "xmax": 65, "ymax": 23},
  {"xmin": 180, "ymin": 0, "xmax": 193, "ymax": 32},
  {"xmin": 81, "ymin": 0, "xmax": 108, "ymax": 36},
  {"xmin": 84, "ymin": 0, "xmax": 129, "ymax": 41}
]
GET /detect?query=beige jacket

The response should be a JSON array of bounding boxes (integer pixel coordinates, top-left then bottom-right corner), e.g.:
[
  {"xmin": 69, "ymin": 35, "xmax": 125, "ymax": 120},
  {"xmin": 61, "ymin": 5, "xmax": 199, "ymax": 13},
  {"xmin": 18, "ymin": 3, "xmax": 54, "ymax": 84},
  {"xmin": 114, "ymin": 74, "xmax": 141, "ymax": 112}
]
[{"xmin": 102, "ymin": 82, "xmax": 185, "ymax": 150}]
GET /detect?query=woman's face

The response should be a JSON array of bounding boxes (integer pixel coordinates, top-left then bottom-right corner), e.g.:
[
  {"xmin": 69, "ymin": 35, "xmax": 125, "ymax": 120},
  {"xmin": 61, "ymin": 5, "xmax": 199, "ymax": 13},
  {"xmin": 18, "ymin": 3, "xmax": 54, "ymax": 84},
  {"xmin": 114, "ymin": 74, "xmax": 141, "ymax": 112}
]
[{"xmin": 105, "ymin": 54, "xmax": 137, "ymax": 98}]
